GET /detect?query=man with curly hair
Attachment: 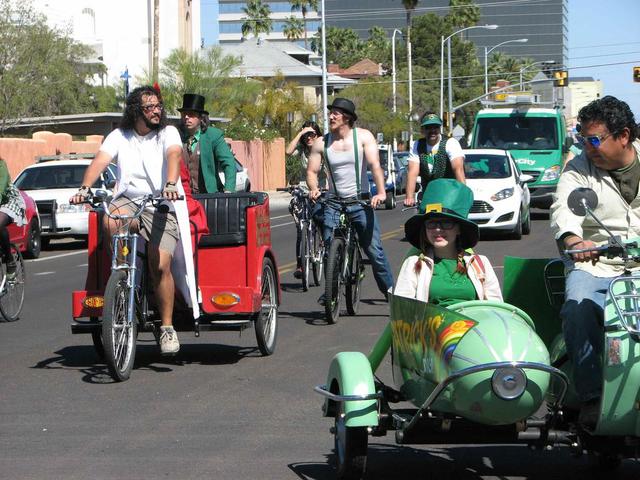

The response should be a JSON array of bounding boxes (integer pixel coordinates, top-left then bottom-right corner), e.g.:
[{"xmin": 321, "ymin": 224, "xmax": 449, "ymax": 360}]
[
  {"xmin": 551, "ymin": 95, "xmax": 640, "ymax": 425},
  {"xmin": 71, "ymin": 85, "xmax": 199, "ymax": 356}
]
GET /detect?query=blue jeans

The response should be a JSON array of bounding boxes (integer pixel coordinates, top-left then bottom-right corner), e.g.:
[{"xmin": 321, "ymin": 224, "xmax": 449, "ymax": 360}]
[
  {"xmin": 322, "ymin": 203, "xmax": 394, "ymax": 296},
  {"xmin": 560, "ymin": 269, "xmax": 610, "ymax": 402}
]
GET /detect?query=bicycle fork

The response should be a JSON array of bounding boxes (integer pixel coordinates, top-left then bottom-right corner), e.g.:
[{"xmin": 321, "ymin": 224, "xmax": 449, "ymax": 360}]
[{"xmin": 112, "ymin": 232, "xmax": 138, "ymax": 328}]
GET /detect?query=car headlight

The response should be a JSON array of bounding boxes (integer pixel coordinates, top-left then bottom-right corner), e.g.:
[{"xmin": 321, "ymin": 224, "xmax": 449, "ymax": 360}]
[
  {"xmin": 540, "ymin": 165, "xmax": 561, "ymax": 182},
  {"xmin": 491, "ymin": 188, "xmax": 514, "ymax": 201},
  {"xmin": 491, "ymin": 367, "xmax": 527, "ymax": 400}
]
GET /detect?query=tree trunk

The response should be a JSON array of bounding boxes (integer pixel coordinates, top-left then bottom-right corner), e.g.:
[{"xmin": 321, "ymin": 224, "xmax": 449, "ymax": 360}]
[
  {"xmin": 152, "ymin": 0, "xmax": 160, "ymax": 83},
  {"xmin": 303, "ymin": 13, "xmax": 307, "ymax": 49}
]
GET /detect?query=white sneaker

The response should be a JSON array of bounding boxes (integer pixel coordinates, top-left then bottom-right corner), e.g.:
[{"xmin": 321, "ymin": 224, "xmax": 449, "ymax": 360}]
[{"xmin": 159, "ymin": 327, "xmax": 180, "ymax": 355}]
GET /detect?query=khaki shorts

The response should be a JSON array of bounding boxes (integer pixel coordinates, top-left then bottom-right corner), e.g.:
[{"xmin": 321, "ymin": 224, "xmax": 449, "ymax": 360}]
[{"xmin": 109, "ymin": 196, "xmax": 179, "ymax": 254}]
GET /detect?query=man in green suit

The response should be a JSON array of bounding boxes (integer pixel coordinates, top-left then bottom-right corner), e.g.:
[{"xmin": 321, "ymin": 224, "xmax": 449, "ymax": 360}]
[{"xmin": 178, "ymin": 93, "xmax": 237, "ymax": 193}]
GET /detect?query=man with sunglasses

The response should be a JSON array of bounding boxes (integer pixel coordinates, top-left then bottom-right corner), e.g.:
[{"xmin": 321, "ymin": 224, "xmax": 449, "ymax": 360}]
[
  {"xmin": 550, "ymin": 95, "xmax": 640, "ymax": 426},
  {"xmin": 307, "ymin": 98, "xmax": 394, "ymax": 301},
  {"xmin": 70, "ymin": 85, "xmax": 199, "ymax": 356}
]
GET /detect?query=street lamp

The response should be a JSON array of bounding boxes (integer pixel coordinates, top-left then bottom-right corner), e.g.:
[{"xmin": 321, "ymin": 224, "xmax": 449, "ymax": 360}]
[
  {"xmin": 484, "ymin": 38, "xmax": 528, "ymax": 94},
  {"xmin": 320, "ymin": 0, "xmax": 328, "ymax": 134},
  {"xmin": 440, "ymin": 25, "xmax": 498, "ymax": 125},
  {"xmin": 286, "ymin": 111, "xmax": 294, "ymax": 142},
  {"xmin": 391, "ymin": 28, "xmax": 402, "ymax": 150},
  {"xmin": 519, "ymin": 60, "xmax": 556, "ymax": 88}
]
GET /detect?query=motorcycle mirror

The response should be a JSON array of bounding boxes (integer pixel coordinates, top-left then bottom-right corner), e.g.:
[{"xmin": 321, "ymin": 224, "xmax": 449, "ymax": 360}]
[
  {"xmin": 93, "ymin": 189, "xmax": 109, "ymax": 202},
  {"xmin": 568, "ymin": 187, "xmax": 598, "ymax": 216}
]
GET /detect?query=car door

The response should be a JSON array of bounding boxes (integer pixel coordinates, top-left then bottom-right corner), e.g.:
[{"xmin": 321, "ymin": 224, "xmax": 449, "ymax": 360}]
[{"xmin": 511, "ymin": 153, "xmax": 530, "ymax": 209}]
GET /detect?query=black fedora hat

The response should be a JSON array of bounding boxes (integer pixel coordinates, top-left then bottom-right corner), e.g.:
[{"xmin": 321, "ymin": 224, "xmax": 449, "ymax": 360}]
[
  {"xmin": 327, "ymin": 97, "xmax": 357, "ymax": 121},
  {"xmin": 178, "ymin": 93, "xmax": 208, "ymax": 115}
]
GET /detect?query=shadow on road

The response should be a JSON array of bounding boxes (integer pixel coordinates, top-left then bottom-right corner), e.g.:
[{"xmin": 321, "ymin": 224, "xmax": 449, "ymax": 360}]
[
  {"xmin": 43, "ymin": 239, "xmax": 88, "ymax": 252},
  {"xmin": 31, "ymin": 342, "xmax": 256, "ymax": 384}
]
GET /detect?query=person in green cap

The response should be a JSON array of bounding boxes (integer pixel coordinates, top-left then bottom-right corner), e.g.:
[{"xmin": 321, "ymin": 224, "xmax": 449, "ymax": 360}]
[
  {"xmin": 404, "ymin": 112, "xmax": 466, "ymax": 208},
  {"xmin": 394, "ymin": 178, "xmax": 502, "ymax": 304}
]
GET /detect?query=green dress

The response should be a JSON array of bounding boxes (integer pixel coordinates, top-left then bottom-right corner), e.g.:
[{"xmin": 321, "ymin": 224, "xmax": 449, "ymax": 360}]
[{"xmin": 429, "ymin": 258, "xmax": 477, "ymax": 308}]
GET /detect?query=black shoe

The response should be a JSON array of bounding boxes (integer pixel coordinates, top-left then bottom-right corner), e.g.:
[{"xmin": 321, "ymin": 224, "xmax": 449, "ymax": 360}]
[
  {"xmin": 293, "ymin": 267, "xmax": 303, "ymax": 279},
  {"xmin": 317, "ymin": 293, "xmax": 326, "ymax": 306}
]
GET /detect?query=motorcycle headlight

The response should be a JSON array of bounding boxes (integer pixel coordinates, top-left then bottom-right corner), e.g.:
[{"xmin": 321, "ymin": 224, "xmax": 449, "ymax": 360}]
[
  {"xmin": 491, "ymin": 188, "xmax": 514, "ymax": 201},
  {"xmin": 491, "ymin": 367, "xmax": 527, "ymax": 400},
  {"xmin": 540, "ymin": 165, "xmax": 561, "ymax": 182}
]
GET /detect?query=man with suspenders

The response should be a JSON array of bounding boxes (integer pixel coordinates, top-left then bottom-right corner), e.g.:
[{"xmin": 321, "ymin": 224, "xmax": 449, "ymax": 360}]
[
  {"xmin": 307, "ymin": 98, "xmax": 394, "ymax": 300},
  {"xmin": 404, "ymin": 113, "xmax": 466, "ymax": 208}
]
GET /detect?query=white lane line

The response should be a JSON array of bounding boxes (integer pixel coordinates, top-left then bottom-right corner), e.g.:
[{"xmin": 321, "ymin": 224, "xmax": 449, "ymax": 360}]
[
  {"xmin": 271, "ymin": 214, "xmax": 291, "ymax": 220},
  {"xmin": 77, "ymin": 263, "xmax": 88, "ymax": 267},
  {"xmin": 30, "ymin": 251, "xmax": 86, "ymax": 262},
  {"xmin": 271, "ymin": 221, "xmax": 295, "ymax": 229},
  {"xmin": 34, "ymin": 272, "xmax": 55, "ymax": 276}
]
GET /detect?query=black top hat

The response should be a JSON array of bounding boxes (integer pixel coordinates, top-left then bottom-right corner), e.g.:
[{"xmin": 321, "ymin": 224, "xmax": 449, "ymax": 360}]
[
  {"xmin": 327, "ymin": 98, "xmax": 358, "ymax": 121},
  {"xmin": 178, "ymin": 93, "xmax": 208, "ymax": 115}
]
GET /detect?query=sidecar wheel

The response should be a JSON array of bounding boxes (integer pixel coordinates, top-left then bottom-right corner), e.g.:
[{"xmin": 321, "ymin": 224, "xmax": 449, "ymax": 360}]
[{"xmin": 334, "ymin": 399, "xmax": 368, "ymax": 479}]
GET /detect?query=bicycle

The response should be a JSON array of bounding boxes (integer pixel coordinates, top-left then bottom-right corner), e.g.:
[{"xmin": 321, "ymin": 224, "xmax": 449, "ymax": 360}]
[
  {"xmin": 91, "ymin": 191, "xmax": 173, "ymax": 381},
  {"xmin": 320, "ymin": 195, "xmax": 367, "ymax": 324},
  {"xmin": 0, "ymin": 243, "xmax": 25, "ymax": 322},
  {"xmin": 277, "ymin": 186, "xmax": 324, "ymax": 291}
]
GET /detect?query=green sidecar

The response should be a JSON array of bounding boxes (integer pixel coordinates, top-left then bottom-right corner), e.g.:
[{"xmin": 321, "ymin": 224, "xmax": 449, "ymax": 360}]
[{"xmin": 315, "ymin": 254, "xmax": 640, "ymax": 478}]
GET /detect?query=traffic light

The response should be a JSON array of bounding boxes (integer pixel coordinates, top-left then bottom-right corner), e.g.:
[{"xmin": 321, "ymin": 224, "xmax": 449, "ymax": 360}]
[
  {"xmin": 634, "ymin": 66, "xmax": 640, "ymax": 83},
  {"xmin": 554, "ymin": 70, "xmax": 568, "ymax": 87}
]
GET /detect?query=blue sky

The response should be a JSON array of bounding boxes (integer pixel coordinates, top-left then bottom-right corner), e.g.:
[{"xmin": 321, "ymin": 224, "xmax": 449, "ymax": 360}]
[{"xmin": 568, "ymin": 0, "xmax": 640, "ymax": 117}]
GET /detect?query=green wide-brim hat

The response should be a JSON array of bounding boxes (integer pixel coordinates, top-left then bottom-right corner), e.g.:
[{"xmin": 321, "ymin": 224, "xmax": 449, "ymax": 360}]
[{"xmin": 404, "ymin": 179, "xmax": 479, "ymax": 250}]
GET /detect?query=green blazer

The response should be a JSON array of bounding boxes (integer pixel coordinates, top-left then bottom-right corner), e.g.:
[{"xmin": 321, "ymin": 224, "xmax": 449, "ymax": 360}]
[
  {"xmin": 199, "ymin": 126, "xmax": 237, "ymax": 193},
  {"xmin": 0, "ymin": 160, "xmax": 10, "ymax": 200}
]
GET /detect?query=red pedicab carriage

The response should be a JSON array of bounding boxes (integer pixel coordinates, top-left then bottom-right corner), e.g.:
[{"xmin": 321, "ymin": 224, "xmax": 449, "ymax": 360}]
[{"xmin": 71, "ymin": 191, "xmax": 280, "ymax": 381}]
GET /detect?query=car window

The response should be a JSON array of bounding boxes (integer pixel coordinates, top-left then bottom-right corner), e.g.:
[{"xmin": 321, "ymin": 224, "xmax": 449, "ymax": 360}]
[
  {"xmin": 235, "ymin": 159, "xmax": 243, "ymax": 172},
  {"xmin": 14, "ymin": 164, "xmax": 99, "ymax": 189},
  {"xmin": 464, "ymin": 154, "xmax": 512, "ymax": 179}
]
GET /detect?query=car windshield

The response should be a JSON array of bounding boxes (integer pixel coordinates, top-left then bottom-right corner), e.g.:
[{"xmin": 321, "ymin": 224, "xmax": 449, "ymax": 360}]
[
  {"xmin": 14, "ymin": 164, "xmax": 100, "ymax": 190},
  {"xmin": 475, "ymin": 116, "xmax": 558, "ymax": 150},
  {"xmin": 464, "ymin": 154, "xmax": 512, "ymax": 179}
]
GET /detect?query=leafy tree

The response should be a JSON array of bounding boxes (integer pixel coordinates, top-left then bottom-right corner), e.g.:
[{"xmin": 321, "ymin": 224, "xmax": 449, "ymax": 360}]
[
  {"xmin": 290, "ymin": 0, "xmax": 319, "ymax": 49},
  {"xmin": 0, "ymin": 0, "xmax": 98, "ymax": 134},
  {"xmin": 241, "ymin": 0, "xmax": 272, "ymax": 39},
  {"xmin": 363, "ymin": 26, "xmax": 392, "ymax": 68},
  {"xmin": 446, "ymin": 0, "xmax": 480, "ymax": 29},
  {"xmin": 283, "ymin": 16, "xmax": 304, "ymax": 41}
]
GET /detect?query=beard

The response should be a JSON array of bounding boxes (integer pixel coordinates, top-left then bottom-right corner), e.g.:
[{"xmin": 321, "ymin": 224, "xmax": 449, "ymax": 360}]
[{"xmin": 143, "ymin": 114, "xmax": 162, "ymax": 130}]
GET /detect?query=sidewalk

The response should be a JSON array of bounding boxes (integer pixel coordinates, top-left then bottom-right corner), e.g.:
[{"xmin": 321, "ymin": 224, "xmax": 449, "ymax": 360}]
[{"xmin": 266, "ymin": 190, "xmax": 292, "ymax": 209}]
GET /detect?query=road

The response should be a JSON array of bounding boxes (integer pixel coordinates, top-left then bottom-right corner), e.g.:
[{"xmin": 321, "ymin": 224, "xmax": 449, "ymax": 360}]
[{"xmin": 1, "ymin": 196, "xmax": 639, "ymax": 480}]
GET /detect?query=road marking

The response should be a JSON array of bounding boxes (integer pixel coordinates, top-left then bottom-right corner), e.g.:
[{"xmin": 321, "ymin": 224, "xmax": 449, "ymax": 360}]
[
  {"xmin": 30, "ymin": 251, "xmax": 86, "ymax": 262},
  {"xmin": 271, "ymin": 214, "xmax": 291, "ymax": 220},
  {"xmin": 271, "ymin": 221, "xmax": 295, "ymax": 229},
  {"xmin": 381, "ymin": 227, "xmax": 404, "ymax": 240},
  {"xmin": 77, "ymin": 263, "xmax": 88, "ymax": 267},
  {"xmin": 34, "ymin": 272, "xmax": 55, "ymax": 276},
  {"xmin": 278, "ymin": 260, "xmax": 297, "ymax": 275}
]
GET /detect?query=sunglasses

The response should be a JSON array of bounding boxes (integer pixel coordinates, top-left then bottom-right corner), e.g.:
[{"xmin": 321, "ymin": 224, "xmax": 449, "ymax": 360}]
[
  {"xmin": 141, "ymin": 103, "xmax": 164, "ymax": 112},
  {"xmin": 576, "ymin": 132, "xmax": 611, "ymax": 148},
  {"xmin": 426, "ymin": 219, "xmax": 457, "ymax": 230}
]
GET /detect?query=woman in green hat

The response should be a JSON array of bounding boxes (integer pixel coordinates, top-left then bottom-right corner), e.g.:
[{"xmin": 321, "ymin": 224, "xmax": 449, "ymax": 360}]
[{"xmin": 394, "ymin": 179, "xmax": 502, "ymax": 304}]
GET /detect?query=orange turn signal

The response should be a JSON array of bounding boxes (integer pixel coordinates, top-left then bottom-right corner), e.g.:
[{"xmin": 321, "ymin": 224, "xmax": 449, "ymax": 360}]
[
  {"xmin": 211, "ymin": 292, "xmax": 241, "ymax": 307},
  {"xmin": 83, "ymin": 296, "xmax": 104, "ymax": 308}
]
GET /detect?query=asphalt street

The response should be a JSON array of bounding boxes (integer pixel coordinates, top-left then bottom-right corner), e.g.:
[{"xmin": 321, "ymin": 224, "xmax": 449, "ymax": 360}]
[{"xmin": 1, "ymin": 193, "xmax": 640, "ymax": 479}]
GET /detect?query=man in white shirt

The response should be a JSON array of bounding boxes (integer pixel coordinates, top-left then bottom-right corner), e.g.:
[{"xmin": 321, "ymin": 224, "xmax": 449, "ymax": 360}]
[
  {"xmin": 404, "ymin": 113, "xmax": 466, "ymax": 207},
  {"xmin": 71, "ymin": 86, "xmax": 186, "ymax": 355}
]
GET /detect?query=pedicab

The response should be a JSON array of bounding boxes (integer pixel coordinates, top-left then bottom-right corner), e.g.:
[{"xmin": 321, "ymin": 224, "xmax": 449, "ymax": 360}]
[
  {"xmin": 71, "ymin": 190, "xmax": 280, "ymax": 381},
  {"xmin": 314, "ymin": 187, "xmax": 640, "ymax": 478}
]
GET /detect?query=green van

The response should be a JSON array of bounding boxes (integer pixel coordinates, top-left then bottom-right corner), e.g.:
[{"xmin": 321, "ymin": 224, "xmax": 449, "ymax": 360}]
[{"xmin": 470, "ymin": 106, "xmax": 572, "ymax": 209}]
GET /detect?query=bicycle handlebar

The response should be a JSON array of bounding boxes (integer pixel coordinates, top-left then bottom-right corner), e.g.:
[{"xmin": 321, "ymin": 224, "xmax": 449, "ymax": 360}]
[{"xmin": 92, "ymin": 194, "xmax": 184, "ymax": 221}]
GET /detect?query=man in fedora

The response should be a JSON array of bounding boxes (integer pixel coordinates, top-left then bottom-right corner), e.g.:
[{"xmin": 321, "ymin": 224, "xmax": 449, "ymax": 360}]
[
  {"xmin": 178, "ymin": 93, "xmax": 237, "ymax": 193},
  {"xmin": 404, "ymin": 112, "xmax": 466, "ymax": 208},
  {"xmin": 307, "ymin": 97, "xmax": 394, "ymax": 300}
]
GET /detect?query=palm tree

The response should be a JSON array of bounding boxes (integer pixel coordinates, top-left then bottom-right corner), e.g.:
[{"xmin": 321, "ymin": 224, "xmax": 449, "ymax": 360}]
[
  {"xmin": 290, "ymin": 0, "xmax": 319, "ymax": 49},
  {"xmin": 241, "ymin": 0, "xmax": 273, "ymax": 40},
  {"xmin": 283, "ymin": 16, "xmax": 304, "ymax": 42}
]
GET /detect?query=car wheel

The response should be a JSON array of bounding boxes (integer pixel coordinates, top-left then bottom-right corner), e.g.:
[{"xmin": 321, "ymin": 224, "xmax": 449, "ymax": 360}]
[
  {"xmin": 522, "ymin": 207, "xmax": 531, "ymax": 235},
  {"xmin": 385, "ymin": 192, "xmax": 396, "ymax": 210},
  {"xmin": 511, "ymin": 211, "xmax": 523, "ymax": 240},
  {"xmin": 24, "ymin": 219, "xmax": 41, "ymax": 259}
]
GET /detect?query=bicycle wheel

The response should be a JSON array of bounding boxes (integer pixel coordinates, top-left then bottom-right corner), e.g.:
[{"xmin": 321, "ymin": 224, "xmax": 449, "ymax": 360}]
[
  {"xmin": 102, "ymin": 270, "xmax": 137, "ymax": 381},
  {"xmin": 311, "ymin": 224, "xmax": 324, "ymax": 286},
  {"xmin": 299, "ymin": 223, "xmax": 310, "ymax": 291},
  {"xmin": 345, "ymin": 245, "xmax": 364, "ymax": 316},
  {"xmin": 325, "ymin": 238, "xmax": 345, "ymax": 324},
  {"xmin": 0, "ymin": 246, "xmax": 25, "ymax": 322}
]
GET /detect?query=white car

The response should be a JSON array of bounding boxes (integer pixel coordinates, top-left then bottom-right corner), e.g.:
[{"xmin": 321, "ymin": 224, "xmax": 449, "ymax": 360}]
[
  {"xmin": 463, "ymin": 149, "xmax": 533, "ymax": 239},
  {"xmin": 219, "ymin": 158, "xmax": 251, "ymax": 192},
  {"xmin": 13, "ymin": 158, "xmax": 117, "ymax": 245}
]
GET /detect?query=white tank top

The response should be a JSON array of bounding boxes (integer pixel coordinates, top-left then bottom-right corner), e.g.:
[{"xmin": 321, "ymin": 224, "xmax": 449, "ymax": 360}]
[{"xmin": 324, "ymin": 129, "xmax": 369, "ymax": 198}]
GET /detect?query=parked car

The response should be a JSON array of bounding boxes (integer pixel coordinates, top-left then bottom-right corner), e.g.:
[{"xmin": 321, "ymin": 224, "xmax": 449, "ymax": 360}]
[
  {"xmin": 368, "ymin": 145, "xmax": 407, "ymax": 209},
  {"xmin": 13, "ymin": 156, "xmax": 118, "ymax": 246},
  {"xmin": 463, "ymin": 149, "xmax": 533, "ymax": 239},
  {"xmin": 7, "ymin": 190, "xmax": 41, "ymax": 259}
]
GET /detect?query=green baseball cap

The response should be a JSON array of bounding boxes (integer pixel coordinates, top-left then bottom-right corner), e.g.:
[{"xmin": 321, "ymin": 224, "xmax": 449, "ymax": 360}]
[{"xmin": 421, "ymin": 113, "xmax": 443, "ymax": 127}]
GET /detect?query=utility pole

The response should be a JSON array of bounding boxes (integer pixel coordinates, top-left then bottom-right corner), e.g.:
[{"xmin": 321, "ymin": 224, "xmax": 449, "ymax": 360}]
[{"xmin": 152, "ymin": 0, "xmax": 160, "ymax": 83}]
